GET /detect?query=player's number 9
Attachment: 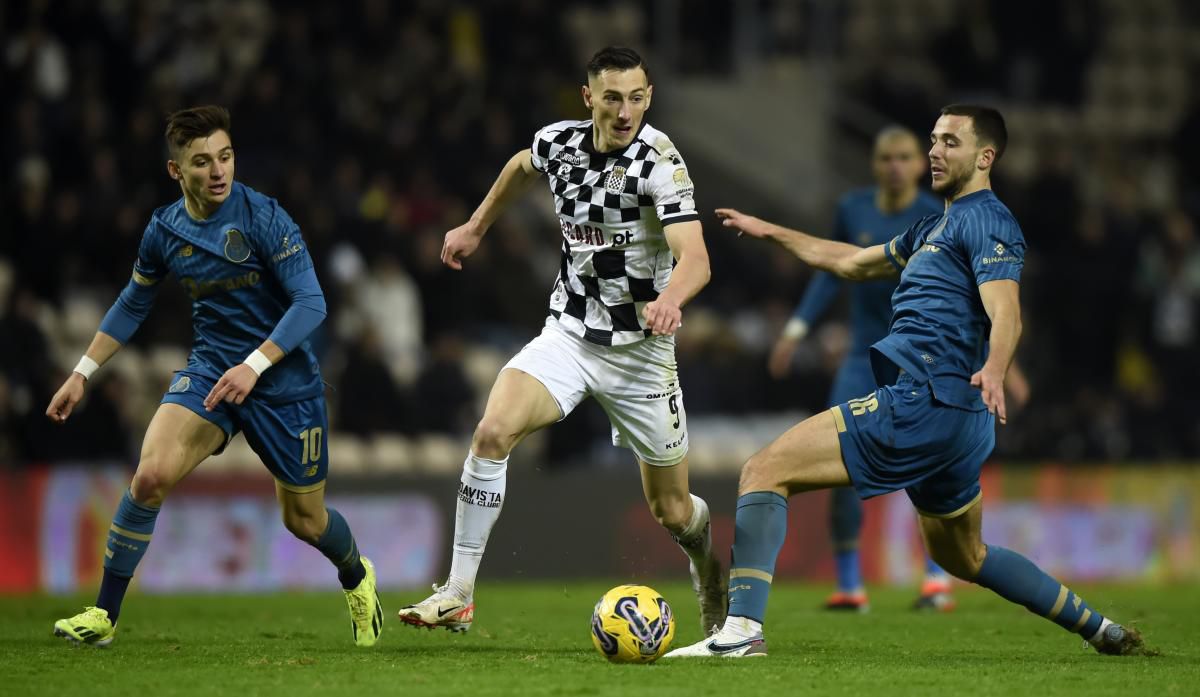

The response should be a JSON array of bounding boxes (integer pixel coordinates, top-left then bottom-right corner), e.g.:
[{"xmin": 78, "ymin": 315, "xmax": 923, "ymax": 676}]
[{"xmin": 668, "ymin": 395, "xmax": 680, "ymax": 430}]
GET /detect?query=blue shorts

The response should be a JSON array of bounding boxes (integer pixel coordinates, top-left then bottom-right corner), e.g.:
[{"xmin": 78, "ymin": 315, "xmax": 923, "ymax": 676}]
[
  {"xmin": 161, "ymin": 370, "xmax": 329, "ymax": 493},
  {"xmin": 832, "ymin": 372, "xmax": 994, "ymax": 517}
]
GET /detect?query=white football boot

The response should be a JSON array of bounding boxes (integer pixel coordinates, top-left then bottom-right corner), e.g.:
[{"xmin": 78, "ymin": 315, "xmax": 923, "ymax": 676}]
[{"xmin": 397, "ymin": 584, "xmax": 474, "ymax": 633}]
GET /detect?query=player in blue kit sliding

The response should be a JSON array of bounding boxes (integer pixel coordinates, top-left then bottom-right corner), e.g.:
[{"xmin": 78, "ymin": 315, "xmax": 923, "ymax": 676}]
[
  {"xmin": 45, "ymin": 106, "xmax": 383, "ymax": 648},
  {"xmin": 767, "ymin": 127, "xmax": 952, "ymax": 612},
  {"xmin": 668, "ymin": 105, "xmax": 1147, "ymax": 658}
]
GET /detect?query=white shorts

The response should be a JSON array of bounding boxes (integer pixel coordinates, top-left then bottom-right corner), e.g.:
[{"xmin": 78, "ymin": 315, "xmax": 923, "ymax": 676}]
[{"xmin": 503, "ymin": 318, "xmax": 688, "ymax": 466}]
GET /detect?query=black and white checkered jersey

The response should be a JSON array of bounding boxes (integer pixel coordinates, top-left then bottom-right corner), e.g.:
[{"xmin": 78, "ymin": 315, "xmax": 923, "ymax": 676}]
[{"xmin": 530, "ymin": 119, "xmax": 700, "ymax": 346}]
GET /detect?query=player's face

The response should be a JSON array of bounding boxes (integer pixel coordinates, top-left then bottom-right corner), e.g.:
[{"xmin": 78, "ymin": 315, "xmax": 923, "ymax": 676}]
[
  {"xmin": 168, "ymin": 129, "xmax": 235, "ymax": 215},
  {"xmin": 872, "ymin": 135, "xmax": 925, "ymax": 194},
  {"xmin": 582, "ymin": 67, "xmax": 652, "ymax": 151},
  {"xmin": 928, "ymin": 115, "xmax": 984, "ymax": 198}
]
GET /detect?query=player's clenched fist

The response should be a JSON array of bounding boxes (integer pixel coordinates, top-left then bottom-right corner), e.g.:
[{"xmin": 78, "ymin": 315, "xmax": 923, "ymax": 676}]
[
  {"xmin": 441, "ymin": 221, "xmax": 485, "ymax": 270},
  {"xmin": 715, "ymin": 208, "xmax": 769, "ymax": 239},
  {"xmin": 46, "ymin": 374, "xmax": 86, "ymax": 423},
  {"xmin": 203, "ymin": 364, "xmax": 260, "ymax": 411},
  {"xmin": 642, "ymin": 298, "xmax": 683, "ymax": 336}
]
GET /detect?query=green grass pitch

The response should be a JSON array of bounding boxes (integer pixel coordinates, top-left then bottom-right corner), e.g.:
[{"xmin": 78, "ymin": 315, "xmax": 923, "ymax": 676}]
[{"xmin": 3, "ymin": 582, "xmax": 1197, "ymax": 696}]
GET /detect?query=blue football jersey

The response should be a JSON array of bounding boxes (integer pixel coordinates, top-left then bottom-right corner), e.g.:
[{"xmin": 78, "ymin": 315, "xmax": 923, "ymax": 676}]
[
  {"xmin": 794, "ymin": 188, "xmax": 943, "ymax": 352},
  {"xmin": 875, "ymin": 189, "xmax": 1026, "ymax": 410},
  {"xmin": 132, "ymin": 182, "xmax": 323, "ymax": 403}
]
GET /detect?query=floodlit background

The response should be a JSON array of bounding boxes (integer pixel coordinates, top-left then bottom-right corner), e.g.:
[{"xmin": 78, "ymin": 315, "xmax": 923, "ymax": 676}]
[{"xmin": 2, "ymin": 0, "xmax": 1198, "ymax": 594}]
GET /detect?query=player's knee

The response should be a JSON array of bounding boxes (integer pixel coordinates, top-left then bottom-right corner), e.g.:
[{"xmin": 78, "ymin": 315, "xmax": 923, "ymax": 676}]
[
  {"xmin": 471, "ymin": 418, "xmax": 518, "ymax": 459},
  {"xmin": 282, "ymin": 509, "xmax": 325, "ymax": 544},
  {"xmin": 930, "ymin": 542, "xmax": 986, "ymax": 581},
  {"xmin": 130, "ymin": 461, "xmax": 173, "ymax": 506},
  {"xmin": 647, "ymin": 491, "xmax": 691, "ymax": 533},
  {"xmin": 737, "ymin": 452, "xmax": 778, "ymax": 495}
]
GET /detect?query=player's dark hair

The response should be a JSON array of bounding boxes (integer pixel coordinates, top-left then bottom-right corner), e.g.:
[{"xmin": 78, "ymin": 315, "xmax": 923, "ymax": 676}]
[
  {"xmin": 940, "ymin": 104, "xmax": 1007, "ymax": 162},
  {"xmin": 586, "ymin": 46, "xmax": 649, "ymax": 81},
  {"xmin": 165, "ymin": 105, "xmax": 232, "ymax": 158}
]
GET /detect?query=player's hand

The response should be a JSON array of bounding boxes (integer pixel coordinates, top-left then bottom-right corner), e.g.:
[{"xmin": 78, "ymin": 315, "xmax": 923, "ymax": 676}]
[
  {"xmin": 441, "ymin": 221, "xmax": 485, "ymax": 270},
  {"xmin": 204, "ymin": 364, "xmax": 260, "ymax": 411},
  {"xmin": 642, "ymin": 298, "xmax": 683, "ymax": 336},
  {"xmin": 46, "ymin": 373, "xmax": 87, "ymax": 424},
  {"xmin": 715, "ymin": 208, "xmax": 768, "ymax": 239},
  {"xmin": 767, "ymin": 336, "xmax": 800, "ymax": 379},
  {"xmin": 971, "ymin": 366, "xmax": 1008, "ymax": 425},
  {"xmin": 1004, "ymin": 367, "xmax": 1031, "ymax": 411}
]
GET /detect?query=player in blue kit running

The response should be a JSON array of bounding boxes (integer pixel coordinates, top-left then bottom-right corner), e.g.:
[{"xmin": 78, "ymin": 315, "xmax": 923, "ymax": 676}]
[
  {"xmin": 668, "ymin": 105, "xmax": 1147, "ymax": 658},
  {"xmin": 767, "ymin": 127, "xmax": 951, "ymax": 612},
  {"xmin": 45, "ymin": 106, "xmax": 383, "ymax": 648}
]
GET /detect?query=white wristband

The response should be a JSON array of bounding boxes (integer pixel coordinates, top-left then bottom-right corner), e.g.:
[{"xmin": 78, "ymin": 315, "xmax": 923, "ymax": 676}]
[
  {"xmin": 243, "ymin": 349, "xmax": 273, "ymax": 376},
  {"xmin": 782, "ymin": 318, "xmax": 810, "ymax": 340},
  {"xmin": 74, "ymin": 355, "xmax": 100, "ymax": 381}
]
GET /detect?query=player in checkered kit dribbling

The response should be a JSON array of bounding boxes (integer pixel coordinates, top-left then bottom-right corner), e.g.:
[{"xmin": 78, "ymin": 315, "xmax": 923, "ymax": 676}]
[{"xmin": 398, "ymin": 47, "xmax": 726, "ymax": 637}]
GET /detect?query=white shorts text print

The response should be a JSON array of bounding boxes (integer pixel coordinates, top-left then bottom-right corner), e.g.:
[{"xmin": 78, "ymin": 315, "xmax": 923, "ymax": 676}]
[{"xmin": 502, "ymin": 318, "xmax": 688, "ymax": 466}]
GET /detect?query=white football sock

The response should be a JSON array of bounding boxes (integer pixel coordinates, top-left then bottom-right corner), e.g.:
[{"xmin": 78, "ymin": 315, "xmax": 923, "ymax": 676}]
[
  {"xmin": 722, "ymin": 614, "xmax": 763, "ymax": 640},
  {"xmin": 1088, "ymin": 617, "xmax": 1114, "ymax": 645},
  {"xmin": 673, "ymin": 494, "xmax": 713, "ymax": 567},
  {"xmin": 446, "ymin": 452, "xmax": 507, "ymax": 600}
]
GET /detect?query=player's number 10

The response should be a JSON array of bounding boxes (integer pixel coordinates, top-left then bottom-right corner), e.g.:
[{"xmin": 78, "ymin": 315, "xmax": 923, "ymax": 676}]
[{"xmin": 299, "ymin": 427, "xmax": 324, "ymax": 464}]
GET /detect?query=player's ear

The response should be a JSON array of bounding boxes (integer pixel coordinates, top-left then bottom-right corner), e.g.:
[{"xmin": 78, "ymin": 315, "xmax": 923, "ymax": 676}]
[
  {"xmin": 166, "ymin": 159, "xmax": 181, "ymax": 181},
  {"xmin": 977, "ymin": 145, "xmax": 996, "ymax": 171},
  {"xmin": 581, "ymin": 85, "xmax": 593, "ymax": 110},
  {"xmin": 644, "ymin": 84, "xmax": 653, "ymax": 110}
]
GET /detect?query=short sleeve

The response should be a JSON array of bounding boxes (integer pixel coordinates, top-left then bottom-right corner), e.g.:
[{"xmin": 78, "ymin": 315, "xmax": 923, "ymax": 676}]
[
  {"xmin": 131, "ymin": 222, "xmax": 167, "ymax": 286},
  {"xmin": 258, "ymin": 201, "xmax": 314, "ymax": 282},
  {"xmin": 645, "ymin": 147, "xmax": 699, "ymax": 225},
  {"xmin": 530, "ymin": 123, "xmax": 566, "ymax": 173},
  {"xmin": 962, "ymin": 209, "xmax": 1025, "ymax": 284},
  {"xmin": 883, "ymin": 215, "xmax": 936, "ymax": 272}
]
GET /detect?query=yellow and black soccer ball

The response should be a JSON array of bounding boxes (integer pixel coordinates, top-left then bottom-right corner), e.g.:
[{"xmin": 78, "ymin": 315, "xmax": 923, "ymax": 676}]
[{"xmin": 590, "ymin": 584, "xmax": 676, "ymax": 663}]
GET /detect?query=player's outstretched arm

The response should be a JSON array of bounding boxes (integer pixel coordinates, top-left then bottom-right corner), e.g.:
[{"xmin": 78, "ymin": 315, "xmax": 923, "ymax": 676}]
[
  {"xmin": 46, "ymin": 331, "xmax": 123, "ymax": 423},
  {"xmin": 644, "ymin": 220, "xmax": 711, "ymax": 336},
  {"xmin": 442, "ymin": 148, "xmax": 544, "ymax": 270},
  {"xmin": 972, "ymin": 279, "xmax": 1023, "ymax": 425},
  {"xmin": 715, "ymin": 208, "xmax": 896, "ymax": 281}
]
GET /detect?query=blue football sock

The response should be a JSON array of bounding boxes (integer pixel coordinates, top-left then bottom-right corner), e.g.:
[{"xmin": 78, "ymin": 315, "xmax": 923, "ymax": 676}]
[
  {"xmin": 313, "ymin": 508, "xmax": 366, "ymax": 590},
  {"xmin": 924, "ymin": 556, "xmax": 948, "ymax": 578},
  {"xmin": 97, "ymin": 489, "xmax": 160, "ymax": 623},
  {"xmin": 727, "ymin": 491, "xmax": 788, "ymax": 624},
  {"xmin": 834, "ymin": 549, "xmax": 862, "ymax": 592},
  {"xmin": 829, "ymin": 487, "xmax": 863, "ymax": 591},
  {"xmin": 974, "ymin": 545, "xmax": 1104, "ymax": 637}
]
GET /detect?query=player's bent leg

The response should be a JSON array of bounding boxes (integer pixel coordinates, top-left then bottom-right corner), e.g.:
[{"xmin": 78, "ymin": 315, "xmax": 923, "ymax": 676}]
[
  {"xmin": 55, "ymin": 404, "xmax": 224, "ymax": 646},
  {"xmin": 400, "ymin": 368, "xmax": 563, "ymax": 633},
  {"xmin": 276, "ymin": 483, "xmax": 381, "ymax": 647},
  {"xmin": 668, "ymin": 411, "xmax": 849, "ymax": 658},
  {"xmin": 640, "ymin": 457, "xmax": 727, "ymax": 635},
  {"xmin": 917, "ymin": 502, "xmax": 1150, "ymax": 655}
]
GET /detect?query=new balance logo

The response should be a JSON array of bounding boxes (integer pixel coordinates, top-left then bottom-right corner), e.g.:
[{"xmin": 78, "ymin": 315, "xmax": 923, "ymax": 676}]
[{"xmin": 457, "ymin": 483, "xmax": 502, "ymax": 508}]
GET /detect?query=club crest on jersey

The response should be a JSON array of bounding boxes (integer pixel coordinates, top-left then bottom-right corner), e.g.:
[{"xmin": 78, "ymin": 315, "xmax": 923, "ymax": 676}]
[
  {"xmin": 168, "ymin": 376, "xmax": 191, "ymax": 393},
  {"xmin": 605, "ymin": 166, "xmax": 627, "ymax": 194},
  {"xmin": 224, "ymin": 229, "xmax": 251, "ymax": 263}
]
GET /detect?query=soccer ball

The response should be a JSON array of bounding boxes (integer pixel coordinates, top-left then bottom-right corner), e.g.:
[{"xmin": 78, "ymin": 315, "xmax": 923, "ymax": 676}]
[{"xmin": 590, "ymin": 584, "xmax": 676, "ymax": 663}]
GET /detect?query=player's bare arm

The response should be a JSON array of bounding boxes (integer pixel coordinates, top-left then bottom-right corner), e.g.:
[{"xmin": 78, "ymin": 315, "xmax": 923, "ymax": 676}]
[
  {"xmin": 715, "ymin": 208, "xmax": 896, "ymax": 281},
  {"xmin": 441, "ymin": 148, "xmax": 544, "ymax": 270},
  {"xmin": 973, "ymin": 279, "xmax": 1022, "ymax": 425},
  {"xmin": 45, "ymin": 331, "xmax": 124, "ymax": 423},
  {"xmin": 202, "ymin": 339, "xmax": 285, "ymax": 410},
  {"xmin": 643, "ymin": 220, "xmax": 710, "ymax": 336}
]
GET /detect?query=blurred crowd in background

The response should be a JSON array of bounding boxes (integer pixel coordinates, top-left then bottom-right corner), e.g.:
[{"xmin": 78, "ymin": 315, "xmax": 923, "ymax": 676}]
[{"xmin": 2, "ymin": 0, "xmax": 1199, "ymax": 469}]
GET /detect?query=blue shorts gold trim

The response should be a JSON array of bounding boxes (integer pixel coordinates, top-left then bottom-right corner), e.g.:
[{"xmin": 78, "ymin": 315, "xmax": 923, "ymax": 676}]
[
  {"xmin": 833, "ymin": 373, "xmax": 994, "ymax": 516},
  {"xmin": 161, "ymin": 370, "xmax": 329, "ymax": 491}
]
